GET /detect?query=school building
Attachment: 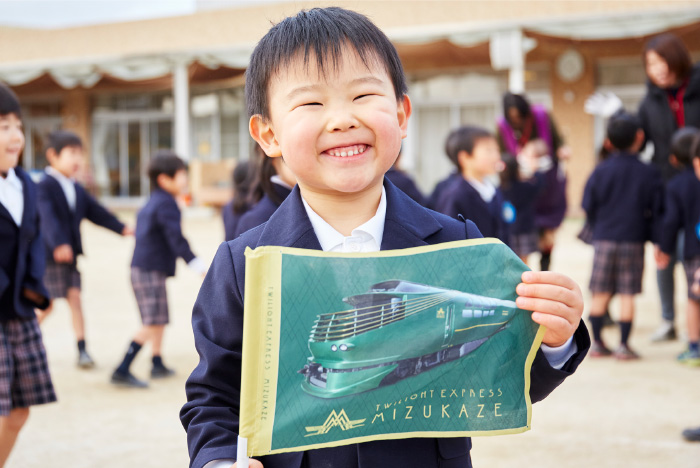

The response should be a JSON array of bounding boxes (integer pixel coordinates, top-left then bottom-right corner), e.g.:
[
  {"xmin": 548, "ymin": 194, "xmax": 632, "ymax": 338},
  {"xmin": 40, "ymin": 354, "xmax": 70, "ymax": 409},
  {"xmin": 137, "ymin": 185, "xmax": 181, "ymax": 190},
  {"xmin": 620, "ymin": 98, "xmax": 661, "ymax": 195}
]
[{"xmin": 2, "ymin": 1, "xmax": 699, "ymax": 212}]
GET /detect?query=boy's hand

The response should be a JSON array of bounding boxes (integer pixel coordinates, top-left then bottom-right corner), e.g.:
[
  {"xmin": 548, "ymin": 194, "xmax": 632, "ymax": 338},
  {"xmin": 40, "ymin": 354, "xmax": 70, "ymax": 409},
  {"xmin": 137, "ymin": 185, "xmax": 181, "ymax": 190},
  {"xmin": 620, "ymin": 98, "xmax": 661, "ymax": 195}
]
[
  {"xmin": 122, "ymin": 225, "xmax": 135, "ymax": 236},
  {"xmin": 515, "ymin": 271, "xmax": 583, "ymax": 348},
  {"xmin": 232, "ymin": 459, "xmax": 263, "ymax": 468},
  {"xmin": 654, "ymin": 245, "xmax": 670, "ymax": 269},
  {"xmin": 53, "ymin": 244, "xmax": 74, "ymax": 263}
]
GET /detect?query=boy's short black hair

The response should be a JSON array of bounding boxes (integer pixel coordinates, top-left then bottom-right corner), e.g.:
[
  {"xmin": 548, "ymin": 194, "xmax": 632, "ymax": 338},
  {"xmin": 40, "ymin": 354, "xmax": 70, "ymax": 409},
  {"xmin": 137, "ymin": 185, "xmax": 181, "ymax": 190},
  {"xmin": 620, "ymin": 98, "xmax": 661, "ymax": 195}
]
[
  {"xmin": 148, "ymin": 150, "xmax": 187, "ymax": 188},
  {"xmin": 47, "ymin": 130, "xmax": 83, "ymax": 155},
  {"xmin": 444, "ymin": 125, "xmax": 493, "ymax": 169},
  {"xmin": 606, "ymin": 110, "xmax": 641, "ymax": 151},
  {"xmin": 245, "ymin": 7, "xmax": 407, "ymax": 119},
  {"xmin": 0, "ymin": 82, "xmax": 21, "ymax": 117},
  {"xmin": 670, "ymin": 127, "xmax": 699, "ymax": 167}
]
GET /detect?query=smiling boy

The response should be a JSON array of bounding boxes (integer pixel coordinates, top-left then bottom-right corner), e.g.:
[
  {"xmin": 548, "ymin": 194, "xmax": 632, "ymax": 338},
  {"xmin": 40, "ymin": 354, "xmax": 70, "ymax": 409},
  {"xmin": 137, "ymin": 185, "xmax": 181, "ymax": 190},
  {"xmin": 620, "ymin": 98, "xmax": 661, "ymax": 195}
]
[{"xmin": 181, "ymin": 8, "xmax": 589, "ymax": 468}]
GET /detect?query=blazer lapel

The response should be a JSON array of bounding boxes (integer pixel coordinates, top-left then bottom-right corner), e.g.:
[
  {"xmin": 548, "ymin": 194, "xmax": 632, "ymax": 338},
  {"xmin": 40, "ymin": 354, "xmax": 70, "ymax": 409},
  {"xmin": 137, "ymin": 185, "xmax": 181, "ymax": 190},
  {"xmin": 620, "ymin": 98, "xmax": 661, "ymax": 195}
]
[
  {"xmin": 381, "ymin": 178, "xmax": 443, "ymax": 250},
  {"xmin": 0, "ymin": 201, "xmax": 13, "ymax": 224},
  {"xmin": 44, "ymin": 173, "xmax": 73, "ymax": 220},
  {"xmin": 256, "ymin": 186, "xmax": 323, "ymax": 250}
]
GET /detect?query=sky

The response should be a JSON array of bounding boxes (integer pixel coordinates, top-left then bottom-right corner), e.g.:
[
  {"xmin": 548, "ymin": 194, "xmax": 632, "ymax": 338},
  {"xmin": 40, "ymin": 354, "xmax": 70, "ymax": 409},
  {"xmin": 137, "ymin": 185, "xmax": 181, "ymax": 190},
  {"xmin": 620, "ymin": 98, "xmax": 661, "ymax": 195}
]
[{"xmin": 0, "ymin": 0, "xmax": 287, "ymax": 29}]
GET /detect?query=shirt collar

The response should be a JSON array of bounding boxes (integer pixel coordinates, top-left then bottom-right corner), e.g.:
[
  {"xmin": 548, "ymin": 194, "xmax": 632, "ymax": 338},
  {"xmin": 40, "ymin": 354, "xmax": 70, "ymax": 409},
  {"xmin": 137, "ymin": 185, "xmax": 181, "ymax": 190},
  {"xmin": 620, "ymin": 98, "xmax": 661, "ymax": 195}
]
[
  {"xmin": 1, "ymin": 168, "xmax": 23, "ymax": 192},
  {"xmin": 45, "ymin": 166, "xmax": 75, "ymax": 185},
  {"xmin": 466, "ymin": 177, "xmax": 496, "ymax": 203},
  {"xmin": 301, "ymin": 187, "xmax": 387, "ymax": 252}
]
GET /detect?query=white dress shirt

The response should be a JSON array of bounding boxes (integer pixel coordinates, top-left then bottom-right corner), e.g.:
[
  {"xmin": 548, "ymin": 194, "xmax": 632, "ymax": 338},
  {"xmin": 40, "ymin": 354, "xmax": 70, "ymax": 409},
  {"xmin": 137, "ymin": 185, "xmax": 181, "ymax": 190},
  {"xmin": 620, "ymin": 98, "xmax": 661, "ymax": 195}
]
[
  {"xmin": 204, "ymin": 186, "xmax": 576, "ymax": 468},
  {"xmin": 0, "ymin": 168, "xmax": 24, "ymax": 226},
  {"xmin": 45, "ymin": 166, "xmax": 77, "ymax": 211}
]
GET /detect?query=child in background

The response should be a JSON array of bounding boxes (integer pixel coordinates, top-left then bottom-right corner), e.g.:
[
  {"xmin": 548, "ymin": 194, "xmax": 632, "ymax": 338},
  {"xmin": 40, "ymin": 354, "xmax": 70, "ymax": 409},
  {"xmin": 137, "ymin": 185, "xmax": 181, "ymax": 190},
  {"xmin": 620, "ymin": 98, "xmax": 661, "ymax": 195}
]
[
  {"xmin": 500, "ymin": 148, "xmax": 543, "ymax": 264},
  {"xmin": 36, "ymin": 130, "xmax": 132, "ymax": 368},
  {"xmin": 434, "ymin": 125, "xmax": 509, "ymax": 242},
  {"xmin": 582, "ymin": 111, "xmax": 664, "ymax": 360},
  {"xmin": 180, "ymin": 8, "xmax": 588, "ymax": 468},
  {"xmin": 0, "ymin": 82, "xmax": 56, "ymax": 467},
  {"xmin": 223, "ymin": 160, "xmax": 253, "ymax": 241},
  {"xmin": 656, "ymin": 128, "xmax": 700, "ymax": 366},
  {"xmin": 111, "ymin": 151, "xmax": 207, "ymax": 388},
  {"xmin": 384, "ymin": 148, "xmax": 426, "ymax": 206},
  {"xmin": 232, "ymin": 146, "xmax": 296, "ymax": 238}
]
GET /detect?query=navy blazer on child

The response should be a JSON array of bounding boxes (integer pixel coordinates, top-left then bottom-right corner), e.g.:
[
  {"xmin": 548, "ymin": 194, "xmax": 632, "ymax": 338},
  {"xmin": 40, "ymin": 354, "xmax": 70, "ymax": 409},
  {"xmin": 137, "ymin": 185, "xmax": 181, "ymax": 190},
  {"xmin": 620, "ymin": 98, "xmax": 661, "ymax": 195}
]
[
  {"xmin": 660, "ymin": 167, "xmax": 700, "ymax": 259},
  {"xmin": 434, "ymin": 177, "xmax": 509, "ymax": 243},
  {"xmin": 501, "ymin": 175, "xmax": 544, "ymax": 235},
  {"xmin": 181, "ymin": 178, "xmax": 589, "ymax": 468},
  {"xmin": 233, "ymin": 183, "xmax": 292, "ymax": 238},
  {"xmin": 0, "ymin": 167, "xmax": 50, "ymax": 320},
  {"xmin": 131, "ymin": 188, "xmax": 196, "ymax": 276},
  {"xmin": 581, "ymin": 152, "xmax": 664, "ymax": 243},
  {"xmin": 37, "ymin": 172, "xmax": 125, "ymax": 258}
]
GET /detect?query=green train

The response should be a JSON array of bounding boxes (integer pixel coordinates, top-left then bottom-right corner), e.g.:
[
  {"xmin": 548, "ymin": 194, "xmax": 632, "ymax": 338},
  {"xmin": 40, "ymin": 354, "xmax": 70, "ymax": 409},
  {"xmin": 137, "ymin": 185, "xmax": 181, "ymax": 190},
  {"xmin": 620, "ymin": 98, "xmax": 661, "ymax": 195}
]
[{"xmin": 298, "ymin": 280, "xmax": 518, "ymax": 398}]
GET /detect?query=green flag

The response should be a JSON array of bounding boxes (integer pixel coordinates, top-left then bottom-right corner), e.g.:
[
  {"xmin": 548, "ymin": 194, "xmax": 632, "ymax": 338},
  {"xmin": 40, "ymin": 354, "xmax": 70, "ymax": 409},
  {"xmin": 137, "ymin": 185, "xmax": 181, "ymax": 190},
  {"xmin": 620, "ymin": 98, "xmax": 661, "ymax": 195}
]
[{"xmin": 239, "ymin": 238, "xmax": 544, "ymax": 459}]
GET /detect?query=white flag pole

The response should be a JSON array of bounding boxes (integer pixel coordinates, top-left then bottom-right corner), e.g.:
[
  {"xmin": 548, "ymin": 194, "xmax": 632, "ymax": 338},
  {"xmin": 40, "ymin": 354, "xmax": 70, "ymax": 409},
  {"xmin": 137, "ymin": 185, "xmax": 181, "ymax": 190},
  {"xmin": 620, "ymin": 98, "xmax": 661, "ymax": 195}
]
[{"xmin": 237, "ymin": 436, "xmax": 249, "ymax": 468}]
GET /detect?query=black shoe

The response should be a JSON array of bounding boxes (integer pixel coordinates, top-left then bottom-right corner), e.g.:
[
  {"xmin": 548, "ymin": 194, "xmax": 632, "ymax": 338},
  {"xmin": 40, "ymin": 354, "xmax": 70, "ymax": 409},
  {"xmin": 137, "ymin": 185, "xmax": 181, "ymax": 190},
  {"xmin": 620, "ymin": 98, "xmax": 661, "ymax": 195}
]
[
  {"xmin": 682, "ymin": 426, "xmax": 700, "ymax": 442},
  {"xmin": 77, "ymin": 350, "xmax": 95, "ymax": 369},
  {"xmin": 151, "ymin": 366, "xmax": 176, "ymax": 379},
  {"xmin": 110, "ymin": 370, "xmax": 148, "ymax": 388}
]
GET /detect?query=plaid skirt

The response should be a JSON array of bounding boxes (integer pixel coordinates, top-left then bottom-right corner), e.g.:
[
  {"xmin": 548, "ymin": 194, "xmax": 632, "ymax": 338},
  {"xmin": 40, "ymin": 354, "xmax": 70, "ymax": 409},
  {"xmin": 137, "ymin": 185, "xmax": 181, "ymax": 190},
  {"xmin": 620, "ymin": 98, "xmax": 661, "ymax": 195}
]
[
  {"xmin": 510, "ymin": 232, "xmax": 539, "ymax": 258},
  {"xmin": 0, "ymin": 319, "xmax": 57, "ymax": 415},
  {"xmin": 131, "ymin": 267, "xmax": 169, "ymax": 325},
  {"xmin": 683, "ymin": 256, "xmax": 700, "ymax": 301},
  {"xmin": 44, "ymin": 259, "xmax": 81, "ymax": 299},
  {"xmin": 589, "ymin": 241, "xmax": 645, "ymax": 295}
]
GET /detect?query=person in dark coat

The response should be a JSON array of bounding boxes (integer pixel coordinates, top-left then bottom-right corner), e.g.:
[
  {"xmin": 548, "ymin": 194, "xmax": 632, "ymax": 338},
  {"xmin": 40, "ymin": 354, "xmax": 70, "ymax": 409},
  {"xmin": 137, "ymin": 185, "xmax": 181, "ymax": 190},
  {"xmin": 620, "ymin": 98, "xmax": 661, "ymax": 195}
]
[
  {"xmin": 36, "ymin": 130, "xmax": 132, "ymax": 368},
  {"xmin": 497, "ymin": 93, "xmax": 570, "ymax": 271},
  {"xmin": 111, "ymin": 151, "xmax": 207, "ymax": 388},
  {"xmin": 181, "ymin": 8, "xmax": 588, "ymax": 468},
  {"xmin": 638, "ymin": 33, "xmax": 700, "ymax": 342},
  {"xmin": 222, "ymin": 160, "xmax": 253, "ymax": 241},
  {"xmin": 0, "ymin": 82, "xmax": 56, "ymax": 467},
  {"xmin": 232, "ymin": 150, "xmax": 296, "ymax": 238}
]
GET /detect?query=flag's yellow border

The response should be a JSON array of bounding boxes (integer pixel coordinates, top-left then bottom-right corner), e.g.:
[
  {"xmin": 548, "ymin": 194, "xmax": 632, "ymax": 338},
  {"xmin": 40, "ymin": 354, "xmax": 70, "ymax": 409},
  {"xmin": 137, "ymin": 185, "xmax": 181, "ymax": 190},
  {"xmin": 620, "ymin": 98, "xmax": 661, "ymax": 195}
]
[{"xmin": 239, "ymin": 238, "xmax": 545, "ymax": 456}]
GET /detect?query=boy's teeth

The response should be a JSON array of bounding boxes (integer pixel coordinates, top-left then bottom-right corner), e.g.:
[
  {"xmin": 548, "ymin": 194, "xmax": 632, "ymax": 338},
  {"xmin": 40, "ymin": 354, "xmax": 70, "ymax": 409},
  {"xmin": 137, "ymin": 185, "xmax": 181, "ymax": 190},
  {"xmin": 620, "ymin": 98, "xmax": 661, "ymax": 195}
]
[{"xmin": 329, "ymin": 145, "xmax": 367, "ymax": 157}]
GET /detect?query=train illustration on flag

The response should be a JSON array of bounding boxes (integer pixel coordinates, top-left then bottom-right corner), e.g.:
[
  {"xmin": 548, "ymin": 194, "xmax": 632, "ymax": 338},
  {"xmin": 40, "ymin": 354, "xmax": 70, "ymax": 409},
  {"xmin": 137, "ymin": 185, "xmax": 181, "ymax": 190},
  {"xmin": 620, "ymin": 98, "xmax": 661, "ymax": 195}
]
[{"xmin": 299, "ymin": 280, "xmax": 519, "ymax": 398}]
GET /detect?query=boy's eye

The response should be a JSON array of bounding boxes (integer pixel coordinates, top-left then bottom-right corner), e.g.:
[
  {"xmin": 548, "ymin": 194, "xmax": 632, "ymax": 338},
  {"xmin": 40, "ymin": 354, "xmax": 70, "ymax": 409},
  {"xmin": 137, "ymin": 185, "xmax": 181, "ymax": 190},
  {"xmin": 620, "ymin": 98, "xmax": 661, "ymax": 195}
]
[
  {"xmin": 301, "ymin": 102, "xmax": 321, "ymax": 107},
  {"xmin": 354, "ymin": 94, "xmax": 374, "ymax": 101}
]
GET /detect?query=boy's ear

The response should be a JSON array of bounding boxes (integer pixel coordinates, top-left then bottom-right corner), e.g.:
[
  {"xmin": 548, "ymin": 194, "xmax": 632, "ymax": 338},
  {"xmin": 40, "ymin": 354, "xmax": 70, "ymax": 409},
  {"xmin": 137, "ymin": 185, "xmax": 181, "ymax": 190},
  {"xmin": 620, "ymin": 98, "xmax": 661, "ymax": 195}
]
[
  {"xmin": 249, "ymin": 115, "xmax": 282, "ymax": 158},
  {"xmin": 46, "ymin": 148, "xmax": 57, "ymax": 163},
  {"xmin": 603, "ymin": 138, "xmax": 613, "ymax": 151},
  {"xmin": 397, "ymin": 95, "xmax": 412, "ymax": 139}
]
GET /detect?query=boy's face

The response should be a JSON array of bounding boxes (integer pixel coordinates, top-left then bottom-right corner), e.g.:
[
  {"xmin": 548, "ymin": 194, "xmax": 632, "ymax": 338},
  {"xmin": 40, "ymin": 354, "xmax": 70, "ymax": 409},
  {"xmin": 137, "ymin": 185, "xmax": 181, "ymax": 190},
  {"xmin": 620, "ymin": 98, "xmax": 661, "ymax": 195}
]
[
  {"xmin": 158, "ymin": 169, "xmax": 188, "ymax": 196},
  {"xmin": 49, "ymin": 145, "xmax": 83, "ymax": 178},
  {"xmin": 250, "ymin": 47, "xmax": 411, "ymax": 200},
  {"xmin": 0, "ymin": 113, "xmax": 25, "ymax": 173},
  {"xmin": 464, "ymin": 137, "xmax": 501, "ymax": 179}
]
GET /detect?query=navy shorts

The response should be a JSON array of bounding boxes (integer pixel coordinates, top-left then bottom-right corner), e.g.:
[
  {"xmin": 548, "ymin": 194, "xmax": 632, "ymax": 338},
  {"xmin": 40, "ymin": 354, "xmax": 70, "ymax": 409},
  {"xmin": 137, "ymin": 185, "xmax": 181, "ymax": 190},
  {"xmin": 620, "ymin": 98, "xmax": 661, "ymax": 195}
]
[
  {"xmin": 131, "ymin": 267, "xmax": 169, "ymax": 326},
  {"xmin": 683, "ymin": 256, "xmax": 700, "ymax": 301},
  {"xmin": 44, "ymin": 259, "xmax": 80, "ymax": 299},
  {"xmin": 589, "ymin": 241, "xmax": 644, "ymax": 295},
  {"xmin": 0, "ymin": 319, "xmax": 57, "ymax": 415},
  {"xmin": 509, "ymin": 232, "xmax": 539, "ymax": 258}
]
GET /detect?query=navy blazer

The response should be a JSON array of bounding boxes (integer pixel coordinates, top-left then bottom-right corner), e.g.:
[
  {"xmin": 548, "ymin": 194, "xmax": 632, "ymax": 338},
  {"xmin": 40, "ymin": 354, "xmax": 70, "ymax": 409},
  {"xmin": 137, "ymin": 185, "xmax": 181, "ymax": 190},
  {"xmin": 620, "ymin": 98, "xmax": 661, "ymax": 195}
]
[
  {"xmin": 222, "ymin": 200, "xmax": 249, "ymax": 242},
  {"xmin": 131, "ymin": 188, "xmax": 196, "ymax": 277},
  {"xmin": 233, "ymin": 184, "xmax": 292, "ymax": 238},
  {"xmin": 434, "ymin": 177, "xmax": 510, "ymax": 243},
  {"xmin": 427, "ymin": 171, "xmax": 460, "ymax": 211},
  {"xmin": 181, "ymin": 179, "xmax": 589, "ymax": 468},
  {"xmin": 660, "ymin": 167, "xmax": 700, "ymax": 260},
  {"xmin": 501, "ymin": 174, "xmax": 544, "ymax": 235},
  {"xmin": 0, "ymin": 167, "xmax": 50, "ymax": 320},
  {"xmin": 385, "ymin": 167, "xmax": 426, "ymax": 206},
  {"xmin": 581, "ymin": 152, "xmax": 664, "ymax": 243},
  {"xmin": 37, "ymin": 173, "xmax": 124, "ymax": 258}
]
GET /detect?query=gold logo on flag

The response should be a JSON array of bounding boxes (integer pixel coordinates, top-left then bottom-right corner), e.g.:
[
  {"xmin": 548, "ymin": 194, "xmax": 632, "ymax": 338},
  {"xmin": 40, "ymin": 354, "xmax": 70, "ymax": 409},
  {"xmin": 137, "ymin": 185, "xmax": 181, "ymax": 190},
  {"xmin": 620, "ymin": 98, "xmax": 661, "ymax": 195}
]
[
  {"xmin": 436, "ymin": 308, "xmax": 445, "ymax": 318},
  {"xmin": 305, "ymin": 409, "xmax": 366, "ymax": 437}
]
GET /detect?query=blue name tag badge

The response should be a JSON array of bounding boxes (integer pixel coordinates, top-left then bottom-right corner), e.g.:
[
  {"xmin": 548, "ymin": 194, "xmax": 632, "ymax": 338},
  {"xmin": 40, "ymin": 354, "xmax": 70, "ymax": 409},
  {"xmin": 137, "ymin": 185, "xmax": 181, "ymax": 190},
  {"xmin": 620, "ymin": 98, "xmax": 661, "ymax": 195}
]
[
  {"xmin": 502, "ymin": 201, "xmax": 516, "ymax": 224},
  {"xmin": 695, "ymin": 221, "xmax": 700, "ymax": 241}
]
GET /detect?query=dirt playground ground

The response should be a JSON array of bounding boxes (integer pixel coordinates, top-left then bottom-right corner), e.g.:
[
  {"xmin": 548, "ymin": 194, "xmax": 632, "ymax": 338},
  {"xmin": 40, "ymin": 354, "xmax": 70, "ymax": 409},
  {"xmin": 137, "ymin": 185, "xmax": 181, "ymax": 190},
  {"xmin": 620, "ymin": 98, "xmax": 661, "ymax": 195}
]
[{"xmin": 7, "ymin": 212, "xmax": 700, "ymax": 468}]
